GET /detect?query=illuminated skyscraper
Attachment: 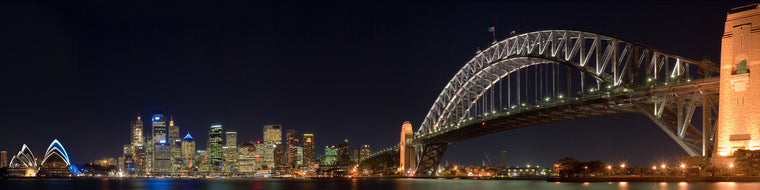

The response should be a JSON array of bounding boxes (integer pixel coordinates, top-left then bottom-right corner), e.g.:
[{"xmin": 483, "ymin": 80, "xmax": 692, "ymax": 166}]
[
  {"xmin": 152, "ymin": 113, "xmax": 171, "ymax": 172},
  {"xmin": 263, "ymin": 125, "xmax": 282, "ymax": 169},
  {"xmin": 716, "ymin": 4, "xmax": 760, "ymax": 163},
  {"xmin": 152, "ymin": 113, "xmax": 167, "ymax": 144},
  {"xmin": 274, "ymin": 144, "xmax": 285, "ymax": 168},
  {"xmin": 323, "ymin": 146, "xmax": 337, "ymax": 165},
  {"xmin": 132, "ymin": 116, "xmax": 144, "ymax": 146},
  {"xmin": 134, "ymin": 144, "xmax": 146, "ymax": 175},
  {"xmin": 285, "ymin": 129, "xmax": 299, "ymax": 168},
  {"xmin": 182, "ymin": 132, "xmax": 195, "ymax": 169},
  {"xmin": 238, "ymin": 142, "xmax": 258, "ymax": 173},
  {"xmin": 123, "ymin": 144, "xmax": 134, "ymax": 175},
  {"xmin": 358, "ymin": 145, "xmax": 371, "ymax": 162},
  {"xmin": 254, "ymin": 141, "xmax": 265, "ymax": 170},
  {"xmin": 336, "ymin": 139, "xmax": 351, "ymax": 167},
  {"xmin": 226, "ymin": 132, "xmax": 237, "ymax": 147},
  {"xmin": 130, "ymin": 116, "xmax": 143, "ymax": 174},
  {"xmin": 302, "ymin": 133, "xmax": 314, "ymax": 165},
  {"xmin": 296, "ymin": 147, "xmax": 303, "ymax": 166},
  {"xmin": 1, "ymin": 150, "xmax": 8, "ymax": 168},
  {"xmin": 145, "ymin": 136, "xmax": 152, "ymax": 172},
  {"xmin": 195, "ymin": 150, "xmax": 206, "ymax": 171},
  {"xmin": 168, "ymin": 116, "xmax": 180, "ymax": 144},
  {"xmin": 223, "ymin": 131, "xmax": 238, "ymax": 172},
  {"xmin": 206, "ymin": 124, "xmax": 223, "ymax": 172},
  {"xmin": 169, "ymin": 117, "xmax": 183, "ymax": 171}
]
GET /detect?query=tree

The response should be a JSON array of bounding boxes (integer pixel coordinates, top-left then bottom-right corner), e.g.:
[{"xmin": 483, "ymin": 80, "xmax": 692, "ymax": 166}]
[
  {"xmin": 734, "ymin": 149, "xmax": 760, "ymax": 176},
  {"xmin": 556, "ymin": 157, "xmax": 579, "ymax": 177},
  {"xmin": 684, "ymin": 155, "xmax": 710, "ymax": 175},
  {"xmin": 581, "ymin": 160, "xmax": 607, "ymax": 175},
  {"xmin": 704, "ymin": 165, "xmax": 723, "ymax": 176},
  {"xmin": 685, "ymin": 156, "xmax": 710, "ymax": 169}
]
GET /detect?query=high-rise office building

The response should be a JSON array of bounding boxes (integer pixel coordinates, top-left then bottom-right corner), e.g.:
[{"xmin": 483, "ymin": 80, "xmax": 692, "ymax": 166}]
[
  {"xmin": 296, "ymin": 147, "xmax": 303, "ymax": 166},
  {"xmin": 118, "ymin": 157, "xmax": 125, "ymax": 173},
  {"xmin": 152, "ymin": 113, "xmax": 171, "ymax": 172},
  {"xmin": 302, "ymin": 133, "xmax": 315, "ymax": 165},
  {"xmin": 153, "ymin": 144, "xmax": 171, "ymax": 172},
  {"xmin": 238, "ymin": 142, "xmax": 258, "ymax": 173},
  {"xmin": 226, "ymin": 132, "xmax": 237, "ymax": 147},
  {"xmin": 172, "ymin": 139, "xmax": 183, "ymax": 171},
  {"xmin": 182, "ymin": 132, "xmax": 195, "ymax": 169},
  {"xmin": 194, "ymin": 150, "xmax": 206, "ymax": 171},
  {"xmin": 357, "ymin": 145, "xmax": 371, "ymax": 163},
  {"xmin": 323, "ymin": 146, "xmax": 337, "ymax": 165},
  {"xmin": 274, "ymin": 144, "xmax": 285, "ymax": 168},
  {"xmin": 336, "ymin": 139, "xmax": 351, "ymax": 167},
  {"xmin": 223, "ymin": 131, "xmax": 238, "ymax": 172},
  {"xmin": 168, "ymin": 116, "xmax": 180, "ymax": 143},
  {"xmin": 254, "ymin": 140, "xmax": 265, "ymax": 170},
  {"xmin": 1, "ymin": 150, "xmax": 8, "ymax": 168},
  {"xmin": 152, "ymin": 113, "xmax": 167, "ymax": 144},
  {"xmin": 353, "ymin": 149, "xmax": 359, "ymax": 164},
  {"xmin": 206, "ymin": 124, "xmax": 223, "ymax": 172},
  {"xmin": 123, "ymin": 144, "xmax": 134, "ymax": 174},
  {"xmin": 130, "ymin": 116, "xmax": 143, "ymax": 174},
  {"xmin": 134, "ymin": 144, "xmax": 146, "ymax": 175},
  {"xmin": 132, "ymin": 116, "xmax": 144, "ymax": 146},
  {"xmin": 168, "ymin": 117, "xmax": 183, "ymax": 171},
  {"xmin": 263, "ymin": 125, "xmax": 282, "ymax": 169},
  {"xmin": 145, "ymin": 136, "xmax": 152, "ymax": 172},
  {"xmin": 285, "ymin": 129, "xmax": 299, "ymax": 168}
]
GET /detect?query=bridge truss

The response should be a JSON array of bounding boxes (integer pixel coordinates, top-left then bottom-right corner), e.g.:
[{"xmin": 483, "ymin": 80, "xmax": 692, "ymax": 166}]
[{"xmin": 408, "ymin": 30, "xmax": 720, "ymax": 176}]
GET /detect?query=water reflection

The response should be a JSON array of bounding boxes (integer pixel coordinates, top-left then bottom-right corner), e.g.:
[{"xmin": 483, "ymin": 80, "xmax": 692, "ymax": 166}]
[{"xmin": 3, "ymin": 178, "xmax": 760, "ymax": 190}]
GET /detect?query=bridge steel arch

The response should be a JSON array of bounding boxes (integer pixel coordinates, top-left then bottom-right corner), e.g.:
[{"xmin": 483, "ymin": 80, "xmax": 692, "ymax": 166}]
[{"xmin": 411, "ymin": 30, "xmax": 717, "ymax": 175}]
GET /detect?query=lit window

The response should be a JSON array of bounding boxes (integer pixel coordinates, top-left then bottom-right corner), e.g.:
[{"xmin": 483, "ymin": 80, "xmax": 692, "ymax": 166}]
[{"xmin": 736, "ymin": 59, "xmax": 749, "ymax": 74}]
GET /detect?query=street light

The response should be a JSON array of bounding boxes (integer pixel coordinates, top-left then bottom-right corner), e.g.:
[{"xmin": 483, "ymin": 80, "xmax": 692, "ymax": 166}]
[
  {"xmin": 729, "ymin": 163, "xmax": 734, "ymax": 176},
  {"xmin": 620, "ymin": 164, "xmax": 625, "ymax": 175},
  {"xmin": 607, "ymin": 165, "xmax": 613, "ymax": 176}
]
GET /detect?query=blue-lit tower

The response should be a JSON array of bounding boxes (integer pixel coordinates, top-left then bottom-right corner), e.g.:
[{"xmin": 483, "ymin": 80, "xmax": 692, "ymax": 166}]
[{"xmin": 152, "ymin": 113, "xmax": 171, "ymax": 173}]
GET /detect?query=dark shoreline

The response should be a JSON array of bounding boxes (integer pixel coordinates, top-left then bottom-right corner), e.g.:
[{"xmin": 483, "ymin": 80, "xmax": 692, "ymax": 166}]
[{"xmin": 548, "ymin": 176, "xmax": 760, "ymax": 182}]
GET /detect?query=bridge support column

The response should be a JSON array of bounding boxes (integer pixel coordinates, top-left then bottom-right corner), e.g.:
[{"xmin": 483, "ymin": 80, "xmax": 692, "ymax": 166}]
[
  {"xmin": 702, "ymin": 94, "xmax": 719, "ymax": 157},
  {"xmin": 637, "ymin": 87, "xmax": 719, "ymax": 157},
  {"xmin": 414, "ymin": 142, "xmax": 448, "ymax": 176}
]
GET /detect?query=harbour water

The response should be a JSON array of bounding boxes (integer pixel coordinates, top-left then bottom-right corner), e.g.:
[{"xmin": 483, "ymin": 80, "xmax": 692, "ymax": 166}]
[{"xmin": 1, "ymin": 178, "xmax": 760, "ymax": 190}]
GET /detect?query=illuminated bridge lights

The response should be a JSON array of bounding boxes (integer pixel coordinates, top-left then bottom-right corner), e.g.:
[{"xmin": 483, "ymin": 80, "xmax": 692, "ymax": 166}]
[{"xmin": 365, "ymin": 30, "xmax": 719, "ymax": 176}]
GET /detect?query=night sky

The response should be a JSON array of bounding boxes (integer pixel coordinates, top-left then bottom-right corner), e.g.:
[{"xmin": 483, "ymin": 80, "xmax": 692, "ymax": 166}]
[{"xmin": 0, "ymin": 1, "xmax": 753, "ymax": 168}]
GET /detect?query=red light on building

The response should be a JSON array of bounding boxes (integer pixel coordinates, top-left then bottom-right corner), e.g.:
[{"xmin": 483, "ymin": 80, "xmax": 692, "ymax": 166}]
[{"xmin": 481, "ymin": 122, "xmax": 485, "ymax": 126}]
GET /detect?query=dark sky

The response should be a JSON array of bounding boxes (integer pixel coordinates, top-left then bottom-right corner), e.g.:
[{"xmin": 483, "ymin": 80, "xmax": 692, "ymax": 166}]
[{"xmin": 0, "ymin": 1, "xmax": 753, "ymax": 167}]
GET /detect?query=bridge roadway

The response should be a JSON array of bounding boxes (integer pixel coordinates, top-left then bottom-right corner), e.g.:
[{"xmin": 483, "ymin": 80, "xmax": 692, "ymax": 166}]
[{"xmin": 415, "ymin": 77, "xmax": 719, "ymax": 144}]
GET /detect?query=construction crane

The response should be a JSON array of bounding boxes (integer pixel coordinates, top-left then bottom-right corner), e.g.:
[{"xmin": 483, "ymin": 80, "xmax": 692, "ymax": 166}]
[{"xmin": 483, "ymin": 152, "xmax": 494, "ymax": 167}]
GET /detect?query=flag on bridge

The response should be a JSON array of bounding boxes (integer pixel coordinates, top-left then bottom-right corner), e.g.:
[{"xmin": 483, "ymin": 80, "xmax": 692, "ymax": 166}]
[
  {"xmin": 510, "ymin": 30, "xmax": 516, "ymax": 35},
  {"xmin": 488, "ymin": 26, "xmax": 495, "ymax": 32}
]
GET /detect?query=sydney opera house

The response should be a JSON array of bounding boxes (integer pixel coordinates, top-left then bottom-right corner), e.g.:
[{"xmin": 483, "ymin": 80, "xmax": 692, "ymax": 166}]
[{"xmin": 5, "ymin": 139, "xmax": 77, "ymax": 177}]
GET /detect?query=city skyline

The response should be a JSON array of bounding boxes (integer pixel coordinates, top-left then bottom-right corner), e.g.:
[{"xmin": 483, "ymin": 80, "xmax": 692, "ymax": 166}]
[{"xmin": 1, "ymin": 1, "xmax": 755, "ymax": 168}]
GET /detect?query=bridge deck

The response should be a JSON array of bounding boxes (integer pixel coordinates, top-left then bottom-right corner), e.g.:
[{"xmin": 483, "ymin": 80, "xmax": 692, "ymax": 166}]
[{"xmin": 415, "ymin": 77, "xmax": 719, "ymax": 144}]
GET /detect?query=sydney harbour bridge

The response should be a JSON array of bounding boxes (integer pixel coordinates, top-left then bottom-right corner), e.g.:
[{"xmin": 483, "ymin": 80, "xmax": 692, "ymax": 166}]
[{"xmin": 361, "ymin": 30, "xmax": 722, "ymax": 176}]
